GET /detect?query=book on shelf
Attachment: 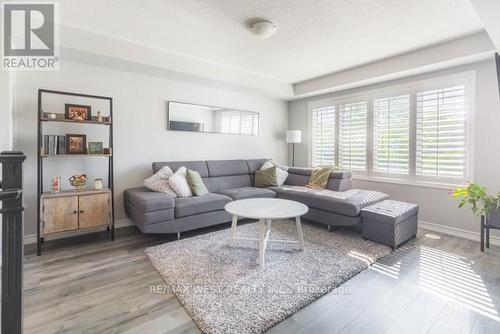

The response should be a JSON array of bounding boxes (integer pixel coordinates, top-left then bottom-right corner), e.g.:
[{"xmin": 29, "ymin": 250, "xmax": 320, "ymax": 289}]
[{"xmin": 41, "ymin": 135, "xmax": 67, "ymax": 155}]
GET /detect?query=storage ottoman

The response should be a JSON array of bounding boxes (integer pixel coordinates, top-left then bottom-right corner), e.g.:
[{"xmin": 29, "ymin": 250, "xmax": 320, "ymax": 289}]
[{"xmin": 361, "ymin": 200, "xmax": 418, "ymax": 249}]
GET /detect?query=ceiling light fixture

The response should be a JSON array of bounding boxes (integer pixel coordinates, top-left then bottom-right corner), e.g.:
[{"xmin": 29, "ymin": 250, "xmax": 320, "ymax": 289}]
[{"xmin": 248, "ymin": 20, "xmax": 277, "ymax": 39}]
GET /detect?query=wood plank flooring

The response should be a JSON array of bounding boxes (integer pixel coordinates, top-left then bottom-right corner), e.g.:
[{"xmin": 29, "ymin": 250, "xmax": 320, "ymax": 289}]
[{"xmin": 23, "ymin": 224, "xmax": 500, "ymax": 333}]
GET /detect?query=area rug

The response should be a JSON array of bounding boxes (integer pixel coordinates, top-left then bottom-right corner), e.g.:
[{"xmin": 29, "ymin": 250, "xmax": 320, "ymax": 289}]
[{"xmin": 145, "ymin": 219, "xmax": 391, "ymax": 334}]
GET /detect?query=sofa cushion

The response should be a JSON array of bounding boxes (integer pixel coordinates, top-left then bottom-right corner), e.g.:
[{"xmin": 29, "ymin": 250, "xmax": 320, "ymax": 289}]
[
  {"xmin": 260, "ymin": 160, "xmax": 289, "ymax": 186},
  {"xmin": 217, "ymin": 187, "xmax": 276, "ymax": 200},
  {"xmin": 187, "ymin": 169, "xmax": 209, "ymax": 196},
  {"xmin": 153, "ymin": 161, "xmax": 209, "ymax": 177},
  {"xmin": 271, "ymin": 186, "xmax": 388, "ymax": 217},
  {"xmin": 203, "ymin": 175, "xmax": 252, "ymax": 193},
  {"xmin": 207, "ymin": 160, "xmax": 249, "ymax": 177},
  {"xmin": 169, "ymin": 167, "xmax": 193, "ymax": 197},
  {"xmin": 143, "ymin": 166, "xmax": 178, "ymax": 197},
  {"xmin": 124, "ymin": 187, "xmax": 175, "ymax": 212},
  {"xmin": 246, "ymin": 159, "xmax": 269, "ymax": 174},
  {"xmin": 174, "ymin": 193, "xmax": 232, "ymax": 218},
  {"xmin": 307, "ymin": 166, "xmax": 334, "ymax": 189},
  {"xmin": 255, "ymin": 167, "xmax": 278, "ymax": 187}
]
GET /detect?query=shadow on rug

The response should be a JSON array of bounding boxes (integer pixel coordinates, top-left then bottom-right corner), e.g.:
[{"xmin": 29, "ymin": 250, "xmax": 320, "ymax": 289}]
[{"xmin": 145, "ymin": 219, "xmax": 391, "ymax": 334}]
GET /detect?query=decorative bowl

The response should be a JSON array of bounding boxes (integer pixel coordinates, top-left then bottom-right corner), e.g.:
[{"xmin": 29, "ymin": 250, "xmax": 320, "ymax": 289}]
[{"xmin": 69, "ymin": 174, "xmax": 87, "ymax": 191}]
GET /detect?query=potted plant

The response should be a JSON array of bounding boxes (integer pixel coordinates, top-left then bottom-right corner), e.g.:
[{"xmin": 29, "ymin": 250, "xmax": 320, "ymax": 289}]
[{"xmin": 451, "ymin": 183, "xmax": 500, "ymax": 251}]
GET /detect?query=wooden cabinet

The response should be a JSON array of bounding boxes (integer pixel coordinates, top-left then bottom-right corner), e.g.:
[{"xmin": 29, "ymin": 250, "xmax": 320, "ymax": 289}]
[
  {"xmin": 42, "ymin": 196, "xmax": 79, "ymax": 234},
  {"xmin": 41, "ymin": 189, "xmax": 111, "ymax": 236},
  {"xmin": 79, "ymin": 193, "xmax": 110, "ymax": 229}
]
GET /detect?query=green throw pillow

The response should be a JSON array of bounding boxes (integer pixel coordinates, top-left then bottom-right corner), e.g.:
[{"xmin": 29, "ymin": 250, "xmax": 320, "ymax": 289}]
[
  {"xmin": 186, "ymin": 169, "xmax": 209, "ymax": 196},
  {"xmin": 255, "ymin": 166, "xmax": 278, "ymax": 188},
  {"xmin": 307, "ymin": 166, "xmax": 334, "ymax": 189}
]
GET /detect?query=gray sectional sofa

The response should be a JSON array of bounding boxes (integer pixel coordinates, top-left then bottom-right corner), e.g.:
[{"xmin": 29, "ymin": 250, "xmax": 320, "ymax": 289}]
[{"xmin": 123, "ymin": 159, "xmax": 389, "ymax": 236}]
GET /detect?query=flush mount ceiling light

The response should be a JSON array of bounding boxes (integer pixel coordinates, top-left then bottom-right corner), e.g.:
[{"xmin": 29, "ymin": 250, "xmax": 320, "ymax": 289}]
[{"xmin": 247, "ymin": 20, "xmax": 277, "ymax": 39}]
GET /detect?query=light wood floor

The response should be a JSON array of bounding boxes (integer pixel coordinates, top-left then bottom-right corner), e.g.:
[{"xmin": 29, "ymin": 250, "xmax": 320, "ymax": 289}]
[{"xmin": 24, "ymin": 223, "xmax": 500, "ymax": 334}]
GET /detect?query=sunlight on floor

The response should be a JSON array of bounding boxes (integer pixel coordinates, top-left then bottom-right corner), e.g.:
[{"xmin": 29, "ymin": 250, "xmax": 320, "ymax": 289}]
[
  {"xmin": 424, "ymin": 233, "xmax": 441, "ymax": 240},
  {"xmin": 417, "ymin": 245, "xmax": 499, "ymax": 322},
  {"xmin": 364, "ymin": 243, "xmax": 500, "ymax": 322}
]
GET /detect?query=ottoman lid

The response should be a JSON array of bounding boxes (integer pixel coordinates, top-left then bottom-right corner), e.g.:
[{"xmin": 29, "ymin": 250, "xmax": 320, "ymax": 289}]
[{"xmin": 361, "ymin": 200, "xmax": 418, "ymax": 224}]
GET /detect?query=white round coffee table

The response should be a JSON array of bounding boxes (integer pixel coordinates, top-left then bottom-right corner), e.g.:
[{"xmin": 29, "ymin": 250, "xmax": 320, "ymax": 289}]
[{"xmin": 225, "ymin": 198, "xmax": 309, "ymax": 266}]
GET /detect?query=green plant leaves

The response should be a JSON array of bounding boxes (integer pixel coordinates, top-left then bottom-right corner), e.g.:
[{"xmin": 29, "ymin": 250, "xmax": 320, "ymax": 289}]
[{"xmin": 450, "ymin": 182, "xmax": 498, "ymax": 217}]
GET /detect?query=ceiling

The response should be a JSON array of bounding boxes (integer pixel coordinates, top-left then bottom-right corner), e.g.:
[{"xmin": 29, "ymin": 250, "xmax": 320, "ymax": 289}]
[{"xmin": 58, "ymin": 0, "xmax": 484, "ymax": 84}]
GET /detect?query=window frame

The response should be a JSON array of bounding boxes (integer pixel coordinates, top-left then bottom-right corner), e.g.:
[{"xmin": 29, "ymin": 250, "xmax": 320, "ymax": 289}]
[{"xmin": 308, "ymin": 71, "xmax": 475, "ymax": 188}]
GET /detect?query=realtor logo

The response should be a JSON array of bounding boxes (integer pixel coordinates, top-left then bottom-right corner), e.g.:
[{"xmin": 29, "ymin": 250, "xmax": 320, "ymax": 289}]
[{"xmin": 2, "ymin": 2, "xmax": 59, "ymax": 70}]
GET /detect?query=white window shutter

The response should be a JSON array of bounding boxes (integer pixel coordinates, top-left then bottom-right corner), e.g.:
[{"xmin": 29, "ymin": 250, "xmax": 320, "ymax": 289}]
[
  {"xmin": 416, "ymin": 85, "xmax": 467, "ymax": 179},
  {"xmin": 373, "ymin": 95, "xmax": 410, "ymax": 175},
  {"xmin": 311, "ymin": 106, "xmax": 336, "ymax": 167},
  {"xmin": 338, "ymin": 102, "xmax": 368, "ymax": 171}
]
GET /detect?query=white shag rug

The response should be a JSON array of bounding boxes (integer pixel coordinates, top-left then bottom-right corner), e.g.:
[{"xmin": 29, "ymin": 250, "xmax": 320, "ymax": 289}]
[{"xmin": 145, "ymin": 219, "xmax": 391, "ymax": 334}]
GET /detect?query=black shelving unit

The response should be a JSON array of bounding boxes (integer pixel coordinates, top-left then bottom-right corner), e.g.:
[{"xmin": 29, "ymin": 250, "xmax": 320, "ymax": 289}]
[{"xmin": 37, "ymin": 89, "xmax": 114, "ymax": 256}]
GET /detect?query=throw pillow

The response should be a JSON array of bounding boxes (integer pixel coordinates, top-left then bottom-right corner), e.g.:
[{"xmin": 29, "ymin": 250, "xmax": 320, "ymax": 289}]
[
  {"xmin": 255, "ymin": 166, "xmax": 278, "ymax": 188},
  {"xmin": 186, "ymin": 169, "xmax": 209, "ymax": 196},
  {"xmin": 260, "ymin": 160, "xmax": 289, "ymax": 186},
  {"xmin": 307, "ymin": 166, "xmax": 334, "ymax": 189},
  {"xmin": 169, "ymin": 167, "xmax": 193, "ymax": 197},
  {"xmin": 143, "ymin": 166, "xmax": 178, "ymax": 197}
]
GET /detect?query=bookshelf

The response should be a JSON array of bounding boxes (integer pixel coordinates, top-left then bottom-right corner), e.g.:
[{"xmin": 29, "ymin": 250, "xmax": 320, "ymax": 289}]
[
  {"xmin": 40, "ymin": 115, "xmax": 112, "ymax": 125},
  {"xmin": 40, "ymin": 154, "xmax": 112, "ymax": 158},
  {"xmin": 37, "ymin": 89, "xmax": 115, "ymax": 256}
]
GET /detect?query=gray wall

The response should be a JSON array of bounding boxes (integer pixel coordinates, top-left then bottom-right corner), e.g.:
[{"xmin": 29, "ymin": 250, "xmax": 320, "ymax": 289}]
[
  {"xmin": 14, "ymin": 60, "xmax": 288, "ymax": 236},
  {"xmin": 289, "ymin": 59, "xmax": 500, "ymax": 235}
]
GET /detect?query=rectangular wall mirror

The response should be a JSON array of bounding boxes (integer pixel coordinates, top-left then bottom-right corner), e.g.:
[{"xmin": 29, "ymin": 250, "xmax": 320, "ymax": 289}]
[{"xmin": 167, "ymin": 101, "xmax": 259, "ymax": 135}]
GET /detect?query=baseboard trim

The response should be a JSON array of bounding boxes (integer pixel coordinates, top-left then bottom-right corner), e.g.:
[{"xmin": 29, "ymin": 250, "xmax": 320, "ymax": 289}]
[
  {"xmin": 22, "ymin": 218, "xmax": 498, "ymax": 247},
  {"xmin": 418, "ymin": 220, "xmax": 500, "ymax": 247},
  {"xmin": 23, "ymin": 218, "xmax": 135, "ymax": 245}
]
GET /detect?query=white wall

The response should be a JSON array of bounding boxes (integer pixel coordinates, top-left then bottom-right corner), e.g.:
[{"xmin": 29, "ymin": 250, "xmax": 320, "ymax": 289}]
[
  {"xmin": 289, "ymin": 59, "xmax": 500, "ymax": 237},
  {"xmin": 14, "ymin": 60, "xmax": 288, "ymax": 236},
  {"xmin": 0, "ymin": 72, "xmax": 12, "ymax": 151},
  {"xmin": 0, "ymin": 71, "xmax": 16, "ymax": 255}
]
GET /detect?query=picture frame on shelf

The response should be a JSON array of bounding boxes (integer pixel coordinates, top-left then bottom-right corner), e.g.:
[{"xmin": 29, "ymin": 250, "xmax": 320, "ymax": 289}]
[
  {"xmin": 88, "ymin": 142, "xmax": 104, "ymax": 155},
  {"xmin": 65, "ymin": 134, "xmax": 87, "ymax": 154},
  {"xmin": 65, "ymin": 104, "xmax": 91, "ymax": 121}
]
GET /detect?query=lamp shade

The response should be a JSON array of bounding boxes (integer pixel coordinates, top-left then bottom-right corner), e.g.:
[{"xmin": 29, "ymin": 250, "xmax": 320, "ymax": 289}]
[{"xmin": 286, "ymin": 130, "xmax": 302, "ymax": 144}]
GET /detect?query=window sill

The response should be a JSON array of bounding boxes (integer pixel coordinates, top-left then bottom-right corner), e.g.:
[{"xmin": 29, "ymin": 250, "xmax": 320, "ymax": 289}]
[{"xmin": 351, "ymin": 175, "xmax": 465, "ymax": 191}]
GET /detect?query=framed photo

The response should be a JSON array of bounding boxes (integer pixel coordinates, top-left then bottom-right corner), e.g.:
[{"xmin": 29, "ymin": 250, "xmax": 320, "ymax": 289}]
[
  {"xmin": 88, "ymin": 142, "xmax": 104, "ymax": 155},
  {"xmin": 66, "ymin": 134, "xmax": 87, "ymax": 154},
  {"xmin": 65, "ymin": 104, "xmax": 91, "ymax": 121}
]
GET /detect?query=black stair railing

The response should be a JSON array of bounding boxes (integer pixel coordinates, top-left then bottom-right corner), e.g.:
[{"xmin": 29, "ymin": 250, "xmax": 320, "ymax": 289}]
[{"xmin": 0, "ymin": 151, "xmax": 26, "ymax": 334}]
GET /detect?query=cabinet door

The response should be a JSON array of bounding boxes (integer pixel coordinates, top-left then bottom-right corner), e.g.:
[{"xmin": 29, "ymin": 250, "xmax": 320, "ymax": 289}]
[
  {"xmin": 42, "ymin": 196, "xmax": 79, "ymax": 234},
  {"xmin": 79, "ymin": 193, "xmax": 110, "ymax": 229}
]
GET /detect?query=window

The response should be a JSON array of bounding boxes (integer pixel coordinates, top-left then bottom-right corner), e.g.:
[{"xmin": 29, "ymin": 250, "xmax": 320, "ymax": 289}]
[
  {"xmin": 373, "ymin": 94, "xmax": 410, "ymax": 175},
  {"xmin": 309, "ymin": 72, "xmax": 473, "ymax": 186},
  {"xmin": 219, "ymin": 111, "xmax": 258, "ymax": 135},
  {"xmin": 338, "ymin": 102, "xmax": 368, "ymax": 171},
  {"xmin": 416, "ymin": 85, "xmax": 468, "ymax": 180},
  {"xmin": 311, "ymin": 106, "xmax": 336, "ymax": 166}
]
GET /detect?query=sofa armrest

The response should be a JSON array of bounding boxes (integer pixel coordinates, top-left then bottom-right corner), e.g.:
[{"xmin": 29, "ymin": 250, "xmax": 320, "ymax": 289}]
[
  {"xmin": 124, "ymin": 187, "xmax": 175, "ymax": 212},
  {"xmin": 287, "ymin": 167, "xmax": 352, "ymax": 179}
]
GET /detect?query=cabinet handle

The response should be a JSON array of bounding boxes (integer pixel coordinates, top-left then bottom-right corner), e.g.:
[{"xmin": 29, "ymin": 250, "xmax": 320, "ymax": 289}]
[
  {"xmin": 79, "ymin": 210, "xmax": 84, "ymax": 213},
  {"xmin": 73, "ymin": 210, "xmax": 78, "ymax": 214}
]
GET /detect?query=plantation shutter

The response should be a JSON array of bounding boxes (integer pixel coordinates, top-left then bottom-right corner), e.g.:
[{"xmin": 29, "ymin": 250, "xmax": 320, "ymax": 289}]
[
  {"xmin": 240, "ymin": 113, "xmax": 257, "ymax": 135},
  {"xmin": 373, "ymin": 95, "xmax": 410, "ymax": 175},
  {"xmin": 338, "ymin": 101, "xmax": 368, "ymax": 171},
  {"xmin": 416, "ymin": 85, "xmax": 467, "ymax": 179},
  {"xmin": 311, "ymin": 106, "xmax": 336, "ymax": 167}
]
